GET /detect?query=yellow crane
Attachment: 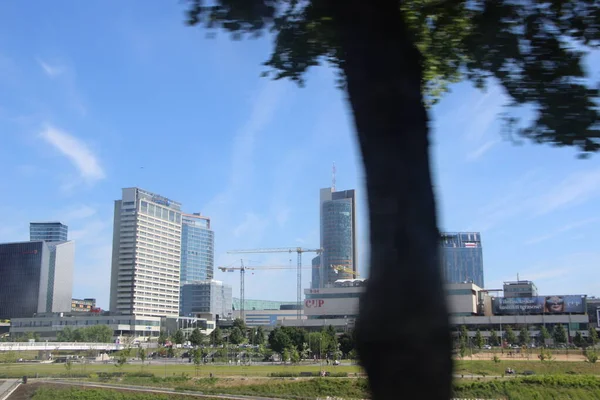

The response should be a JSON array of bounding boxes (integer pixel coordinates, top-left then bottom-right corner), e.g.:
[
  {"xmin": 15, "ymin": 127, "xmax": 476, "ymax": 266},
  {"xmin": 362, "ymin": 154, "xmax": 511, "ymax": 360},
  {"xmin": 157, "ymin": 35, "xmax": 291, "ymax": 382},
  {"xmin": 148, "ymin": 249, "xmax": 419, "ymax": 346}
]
[
  {"xmin": 331, "ymin": 264, "xmax": 360, "ymax": 278},
  {"xmin": 227, "ymin": 247, "xmax": 322, "ymax": 319}
]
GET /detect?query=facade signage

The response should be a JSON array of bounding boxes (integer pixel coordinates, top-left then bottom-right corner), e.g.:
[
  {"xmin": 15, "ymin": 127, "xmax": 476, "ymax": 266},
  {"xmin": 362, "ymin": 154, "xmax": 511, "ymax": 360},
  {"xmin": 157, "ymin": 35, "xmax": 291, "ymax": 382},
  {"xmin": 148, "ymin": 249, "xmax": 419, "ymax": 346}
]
[
  {"xmin": 152, "ymin": 195, "xmax": 171, "ymax": 207},
  {"xmin": 492, "ymin": 295, "xmax": 586, "ymax": 315},
  {"xmin": 304, "ymin": 299, "xmax": 325, "ymax": 308}
]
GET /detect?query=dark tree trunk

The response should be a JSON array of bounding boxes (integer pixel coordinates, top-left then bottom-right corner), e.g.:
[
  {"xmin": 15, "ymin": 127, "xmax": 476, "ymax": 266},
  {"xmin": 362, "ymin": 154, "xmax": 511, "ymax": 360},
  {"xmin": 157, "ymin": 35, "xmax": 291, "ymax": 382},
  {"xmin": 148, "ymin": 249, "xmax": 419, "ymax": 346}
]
[{"xmin": 328, "ymin": 0, "xmax": 452, "ymax": 398}]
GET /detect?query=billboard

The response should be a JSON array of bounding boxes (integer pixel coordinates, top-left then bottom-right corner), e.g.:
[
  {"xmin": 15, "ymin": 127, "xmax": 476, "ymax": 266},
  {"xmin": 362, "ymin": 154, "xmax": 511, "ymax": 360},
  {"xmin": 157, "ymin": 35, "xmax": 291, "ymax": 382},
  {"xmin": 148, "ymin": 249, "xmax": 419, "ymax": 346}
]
[{"xmin": 492, "ymin": 295, "xmax": 586, "ymax": 315}]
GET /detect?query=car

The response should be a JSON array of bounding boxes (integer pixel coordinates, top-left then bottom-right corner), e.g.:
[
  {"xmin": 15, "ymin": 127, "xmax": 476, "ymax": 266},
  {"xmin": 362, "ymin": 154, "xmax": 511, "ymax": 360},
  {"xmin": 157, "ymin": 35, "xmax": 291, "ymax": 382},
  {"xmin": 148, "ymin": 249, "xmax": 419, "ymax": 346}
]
[
  {"xmin": 483, "ymin": 344, "xmax": 492, "ymax": 350},
  {"xmin": 522, "ymin": 370, "xmax": 535, "ymax": 376}
]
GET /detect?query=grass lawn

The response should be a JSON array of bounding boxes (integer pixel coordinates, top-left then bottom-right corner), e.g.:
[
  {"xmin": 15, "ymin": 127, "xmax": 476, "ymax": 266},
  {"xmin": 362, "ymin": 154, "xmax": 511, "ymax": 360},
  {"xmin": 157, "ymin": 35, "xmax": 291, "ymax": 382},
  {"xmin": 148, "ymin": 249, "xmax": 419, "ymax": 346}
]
[
  {"xmin": 0, "ymin": 362, "xmax": 362, "ymax": 379},
  {"xmin": 1, "ymin": 359, "xmax": 599, "ymax": 379},
  {"xmin": 454, "ymin": 360, "xmax": 600, "ymax": 376}
]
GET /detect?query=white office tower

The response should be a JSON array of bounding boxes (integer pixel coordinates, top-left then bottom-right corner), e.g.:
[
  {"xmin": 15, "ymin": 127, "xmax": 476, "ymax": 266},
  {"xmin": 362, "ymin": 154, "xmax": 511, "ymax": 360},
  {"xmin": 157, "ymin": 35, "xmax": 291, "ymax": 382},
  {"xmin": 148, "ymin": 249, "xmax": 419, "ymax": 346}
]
[{"xmin": 109, "ymin": 188, "xmax": 182, "ymax": 317}]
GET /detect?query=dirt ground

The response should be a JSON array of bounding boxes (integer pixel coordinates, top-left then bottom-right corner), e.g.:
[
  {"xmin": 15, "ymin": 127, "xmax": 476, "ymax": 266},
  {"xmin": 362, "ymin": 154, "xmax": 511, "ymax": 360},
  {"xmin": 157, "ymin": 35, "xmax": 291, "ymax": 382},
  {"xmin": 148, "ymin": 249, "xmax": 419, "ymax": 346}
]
[{"xmin": 466, "ymin": 351, "xmax": 586, "ymax": 362}]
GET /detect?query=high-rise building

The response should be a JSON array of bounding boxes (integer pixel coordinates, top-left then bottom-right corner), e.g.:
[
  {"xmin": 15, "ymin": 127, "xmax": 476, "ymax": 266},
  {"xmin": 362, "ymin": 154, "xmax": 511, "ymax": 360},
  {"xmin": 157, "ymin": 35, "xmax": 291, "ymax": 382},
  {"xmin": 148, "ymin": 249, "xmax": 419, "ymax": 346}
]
[
  {"xmin": 180, "ymin": 280, "xmax": 232, "ymax": 320},
  {"xmin": 30, "ymin": 222, "xmax": 68, "ymax": 242},
  {"xmin": 439, "ymin": 232, "xmax": 484, "ymax": 288},
  {"xmin": 45, "ymin": 241, "xmax": 74, "ymax": 313},
  {"xmin": 0, "ymin": 241, "xmax": 50, "ymax": 319},
  {"xmin": 0, "ymin": 240, "xmax": 74, "ymax": 319},
  {"xmin": 109, "ymin": 188, "xmax": 182, "ymax": 318},
  {"xmin": 180, "ymin": 213, "xmax": 214, "ymax": 285},
  {"xmin": 312, "ymin": 188, "xmax": 357, "ymax": 288}
]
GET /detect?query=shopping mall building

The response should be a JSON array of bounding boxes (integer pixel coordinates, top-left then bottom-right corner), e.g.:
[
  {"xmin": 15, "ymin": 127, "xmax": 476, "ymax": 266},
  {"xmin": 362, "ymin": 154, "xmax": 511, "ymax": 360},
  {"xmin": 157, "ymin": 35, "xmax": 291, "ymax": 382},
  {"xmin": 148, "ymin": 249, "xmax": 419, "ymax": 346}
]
[{"xmin": 282, "ymin": 279, "xmax": 594, "ymax": 341}]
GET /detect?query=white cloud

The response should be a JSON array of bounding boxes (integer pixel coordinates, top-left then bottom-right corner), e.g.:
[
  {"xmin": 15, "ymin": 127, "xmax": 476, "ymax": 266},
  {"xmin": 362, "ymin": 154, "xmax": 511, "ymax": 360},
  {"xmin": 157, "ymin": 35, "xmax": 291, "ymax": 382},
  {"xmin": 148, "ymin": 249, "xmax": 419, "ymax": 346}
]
[
  {"xmin": 534, "ymin": 168, "xmax": 600, "ymax": 216},
  {"xmin": 58, "ymin": 205, "xmax": 98, "ymax": 222},
  {"xmin": 69, "ymin": 220, "xmax": 109, "ymax": 242},
  {"xmin": 233, "ymin": 213, "xmax": 268, "ymax": 239},
  {"xmin": 38, "ymin": 59, "xmax": 63, "ymax": 77},
  {"xmin": 525, "ymin": 217, "xmax": 599, "ymax": 245},
  {"xmin": 466, "ymin": 139, "xmax": 499, "ymax": 161},
  {"xmin": 39, "ymin": 125, "xmax": 105, "ymax": 182}
]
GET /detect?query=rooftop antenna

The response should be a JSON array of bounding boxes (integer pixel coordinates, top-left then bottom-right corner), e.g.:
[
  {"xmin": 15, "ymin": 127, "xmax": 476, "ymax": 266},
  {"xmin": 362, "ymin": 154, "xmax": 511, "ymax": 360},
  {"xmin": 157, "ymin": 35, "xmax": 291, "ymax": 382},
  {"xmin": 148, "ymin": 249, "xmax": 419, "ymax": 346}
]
[{"xmin": 332, "ymin": 162, "xmax": 336, "ymax": 191}]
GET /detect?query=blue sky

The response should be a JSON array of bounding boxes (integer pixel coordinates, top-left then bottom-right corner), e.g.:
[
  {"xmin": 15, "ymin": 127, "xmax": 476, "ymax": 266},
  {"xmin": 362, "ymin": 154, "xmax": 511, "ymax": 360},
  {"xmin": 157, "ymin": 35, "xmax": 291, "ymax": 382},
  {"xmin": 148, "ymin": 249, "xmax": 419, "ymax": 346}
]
[{"xmin": 1, "ymin": 2, "xmax": 598, "ymax": 309}]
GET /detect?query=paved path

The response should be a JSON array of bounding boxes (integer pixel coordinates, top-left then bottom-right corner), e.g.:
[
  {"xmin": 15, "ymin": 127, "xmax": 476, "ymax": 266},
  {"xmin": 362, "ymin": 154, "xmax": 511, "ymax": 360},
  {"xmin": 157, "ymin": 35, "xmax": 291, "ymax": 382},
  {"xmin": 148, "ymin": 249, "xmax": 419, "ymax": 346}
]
[
  {"xmin": 0, "ymin": 379, "xmax": 20, "ymax": 400},
  {"xmin": 32, "ymin": 379, "xmax": 281, "ymax": 400}
]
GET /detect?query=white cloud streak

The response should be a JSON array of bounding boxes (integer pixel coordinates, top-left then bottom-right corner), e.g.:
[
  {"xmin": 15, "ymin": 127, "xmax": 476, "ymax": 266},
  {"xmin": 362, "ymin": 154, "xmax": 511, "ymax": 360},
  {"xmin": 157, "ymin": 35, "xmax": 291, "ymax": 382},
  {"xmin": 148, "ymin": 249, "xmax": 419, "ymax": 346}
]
[
  {"xmin": 40, "ymin": 125, "xmax": 105, "ymax": 183},
  {"xmin": 469, "ymin": 168, "xmax": 600, "ymax": 232},
  {"xmin": 525, "ymin": 217, "xmax": 599, "ymax": 245},
  {"xmin": 466, "ymin": 139, "xmax": 499, "ymax": 161},
  {"xmin": 38, "ymin": 59, "xmax": 63, "ymax": 77}
]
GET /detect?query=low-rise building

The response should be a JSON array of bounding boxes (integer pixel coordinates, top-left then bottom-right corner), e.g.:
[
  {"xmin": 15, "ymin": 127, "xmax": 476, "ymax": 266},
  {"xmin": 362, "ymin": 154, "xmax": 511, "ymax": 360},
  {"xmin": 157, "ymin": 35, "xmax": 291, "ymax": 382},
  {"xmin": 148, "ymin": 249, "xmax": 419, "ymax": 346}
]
[
  {"xmin": 233, "ymin": 308, "xmax": 303, "ymax": 328},
  {"xmin": 180, "ymin": 280, "xmax": 233, "ymax": 320},
  {"xmin": 71, "ymin": 298, "xmax": 97, "ymax": 312},
  {"xmin": 9, "ymin": 312, "xmax": 161, "ymax": 341}
]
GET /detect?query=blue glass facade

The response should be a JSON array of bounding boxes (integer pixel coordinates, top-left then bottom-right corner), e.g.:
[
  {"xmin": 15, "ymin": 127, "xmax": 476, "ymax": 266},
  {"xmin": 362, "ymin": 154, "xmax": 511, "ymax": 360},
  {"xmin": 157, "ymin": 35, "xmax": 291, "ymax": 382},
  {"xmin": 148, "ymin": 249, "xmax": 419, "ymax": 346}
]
[
  {"xmin": 321, "ymin": 197, "xmax": 354, "ymax": 285},
  {"xmin": 440, "ymin": 232, "xmax": 484, "ymax": 288},
  {"xmin": 0, "ymin": 241, "xmax": 50, "ymax": 319},
  {"xmin": 30, "ymin": 222, "xmax": 68, "ymax": 242},
  {"xmin": 180, "ymin": 214, "xmax": 214, "ymax": 285}
]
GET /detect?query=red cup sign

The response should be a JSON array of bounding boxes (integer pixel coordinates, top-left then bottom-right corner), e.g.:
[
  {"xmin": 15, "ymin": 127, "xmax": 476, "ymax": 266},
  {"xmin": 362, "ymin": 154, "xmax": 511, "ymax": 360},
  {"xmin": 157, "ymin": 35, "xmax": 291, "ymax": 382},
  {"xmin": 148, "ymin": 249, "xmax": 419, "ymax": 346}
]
[{"xmin": 305, "ymin": 299, "xmax": 325, "ymax": 308}]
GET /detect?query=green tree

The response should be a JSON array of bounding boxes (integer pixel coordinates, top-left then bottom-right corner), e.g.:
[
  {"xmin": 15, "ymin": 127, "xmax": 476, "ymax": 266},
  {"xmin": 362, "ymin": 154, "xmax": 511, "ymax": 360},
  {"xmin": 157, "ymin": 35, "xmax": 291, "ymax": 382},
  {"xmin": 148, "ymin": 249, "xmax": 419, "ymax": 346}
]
[
  {"xmin": 505, "ymin": 327, "xmax": 516, "ymax": 345},
  {"xmin": 474, "ymin": 330, "xmax": 484, "ymax": 349},
  {"xmin": 256, "ymin": 326, "xmax": 266, "ymax": 345},
  {"xmin": 553, "ymin": 324, "xmax": 568, "ymax": 344},
  {"xmin": 459, "ymin": 326, "xmax": 470, "ymax": 347},
  {"xmin": 488, "ymin": 330, "xmax": 499, "ymax": 347},
  {"xmin": 519, "ymin": 327, "xmax": 531, "ymax": 346},
  {"xmin": 138, "ymin": 348, "xmax": 146, "ymax": 370},
  {"xmin": 321, "ymin": 325, "xmax": 338, "ymax": 354},
  {"xmin": 288, "ymin": 347, "xmax": 300, "ymax": 364},
  {"xmin": 158, "ymin": 330, "xmax": 167, "ymax": 346},
  {"xmin": 167, "ymin": 346, "xmax": 175, "ymax": 358},
  {"xmin": 338, "ymin": 332, "xmax": 355, "ymax": 356},
  {"xmin": 308, "ymin": 332, "xmax": 322, "ymax": 357},
  {"xmin": 83, "ymin": 325, "xmax": 113, "ymax": 343},
  {"xmin": 193, "ymin": 348, "xmax": 203, "ymax": 376},
  {"xmin": 574, "ymin": 331, "xmax": 585, "ymax": 348},
  {"xmin": 589, "ymin": 327, "xmax": 599, "ymax": 347},
  {"xmin": 57, "ymin": 328, "xmax": 73, "ymax": 342},
  {"xmin": 186, "ymin": 1, "xmax": 600, "ymax": 397},
  {"xmin": 539, "ymin": 326, "xmax": 551, "ymax": 343},
  {"xmin": 64, "ymin": 359, "xmax": 73, "ymax": 376},
  {"xmin": 115, "ymin": 353, "xmax": 127, "ymax": 369},
  {"xmin": 229, "ymin": 327, "xmax": 245, "ymax": 345},
  {"xmin": 189, "ymin": 328, "xmax": 205, "ymax": 347},
  {"xmin": 268, "ymin": 327, "xmax": 292, "ymax": 355},
  {"xmin": 173, "ymin": 329, "xmax": 185, "ymax": 345},
  {"xmin": 210, "ymin": 327, "xmax": 224, "ymax": 346},
  {"xmin": 585, "ymin": 350, "xmax": 598, "ymax": 364},
  {"xmin": 301, "ymin": 342, "xmax": 310, "ymax": 360},
  {"xmin": 232, "ymin": 318, "xmax": 247, "ymax": 333}
]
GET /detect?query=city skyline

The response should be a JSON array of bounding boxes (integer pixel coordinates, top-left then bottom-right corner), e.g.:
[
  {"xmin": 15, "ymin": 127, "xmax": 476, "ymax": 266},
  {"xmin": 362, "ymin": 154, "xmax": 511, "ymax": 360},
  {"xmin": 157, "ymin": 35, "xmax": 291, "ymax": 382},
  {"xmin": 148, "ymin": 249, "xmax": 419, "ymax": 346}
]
[{"xmin": 1, "ymin": 2, "xmax": 599, "ymax": 308}]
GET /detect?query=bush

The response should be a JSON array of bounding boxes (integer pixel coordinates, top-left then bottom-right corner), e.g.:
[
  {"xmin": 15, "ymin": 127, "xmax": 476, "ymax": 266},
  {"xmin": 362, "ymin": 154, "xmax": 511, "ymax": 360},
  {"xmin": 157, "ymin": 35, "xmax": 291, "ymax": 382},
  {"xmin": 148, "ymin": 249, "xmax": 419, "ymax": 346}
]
[{"xmin": 125, "ymin": 371, "xmax": 155, "ymax": 378}]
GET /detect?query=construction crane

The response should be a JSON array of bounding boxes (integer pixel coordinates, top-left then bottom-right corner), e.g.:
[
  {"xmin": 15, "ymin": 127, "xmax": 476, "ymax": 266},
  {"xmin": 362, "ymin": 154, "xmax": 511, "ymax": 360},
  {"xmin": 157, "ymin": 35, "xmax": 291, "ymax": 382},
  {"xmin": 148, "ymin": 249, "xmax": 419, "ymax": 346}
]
[
  {"xmin": 227, "ymin": 247, "xmax": 323, "ymax": 319},
  {"xmin": 218, "ymin": 263, "xmax": 319, "ymax": 322},
  {"xmin": 218, "ymin": 260, "xmax": 253, "ymax": 322}
]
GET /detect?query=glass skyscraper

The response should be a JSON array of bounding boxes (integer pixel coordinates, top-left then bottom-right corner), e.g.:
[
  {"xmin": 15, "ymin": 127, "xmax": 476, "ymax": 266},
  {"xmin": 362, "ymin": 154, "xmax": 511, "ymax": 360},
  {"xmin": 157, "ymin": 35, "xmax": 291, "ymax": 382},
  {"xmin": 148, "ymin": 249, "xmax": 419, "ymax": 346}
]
[
  {"xmin": 312, "ymin": 188, "xmax": 357, "ymax": 288},
  {"xmin": 30, "ymin": 222, "xmax": 68, "ymax": 242},
  {"xmin": 180, "ymin": 213, "xmax": 214, "ymax": 285},
  {"xmin": 180, "ymin": 280, "xmax": 232, "ymax": 319},
  {"xmin": 0, "ymin": 241, "xmax": 50, "ymax": 319},
  {"xmin": 439, "ymin": 232, "xmax": 484, "ymax": 288}
]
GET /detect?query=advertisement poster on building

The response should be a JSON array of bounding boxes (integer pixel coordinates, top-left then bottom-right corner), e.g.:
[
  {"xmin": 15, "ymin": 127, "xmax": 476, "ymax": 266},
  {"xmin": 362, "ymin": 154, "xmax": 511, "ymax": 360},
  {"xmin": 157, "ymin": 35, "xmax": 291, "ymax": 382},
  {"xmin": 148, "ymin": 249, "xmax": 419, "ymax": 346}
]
[{"xmin": 492, "ymin": 295, "xmax": 585, "ymax": 315}]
